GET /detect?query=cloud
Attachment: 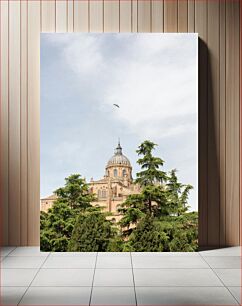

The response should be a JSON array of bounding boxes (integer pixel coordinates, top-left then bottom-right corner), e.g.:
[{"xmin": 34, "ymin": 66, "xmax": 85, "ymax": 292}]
[{"xmin": 48, "ymin": 33, "xmax": 198, "ymax": 141}]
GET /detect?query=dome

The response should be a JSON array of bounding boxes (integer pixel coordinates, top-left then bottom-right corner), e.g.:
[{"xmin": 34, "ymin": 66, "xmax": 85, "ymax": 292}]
[{"xmin": 106, "ymin": 142, "xmax": 131, "ymax": 168}]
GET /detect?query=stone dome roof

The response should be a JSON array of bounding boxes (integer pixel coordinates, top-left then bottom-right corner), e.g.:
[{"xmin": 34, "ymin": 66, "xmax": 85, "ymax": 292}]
[{"xmin": 106, "ymin": 142, "xmax": 131, "ymax": 168}]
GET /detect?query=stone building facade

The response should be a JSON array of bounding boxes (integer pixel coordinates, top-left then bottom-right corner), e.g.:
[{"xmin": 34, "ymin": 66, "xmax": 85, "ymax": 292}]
[
  {"xmin": 89, "ymin": 142, "xmax": 141, "ymax": 219},
  {"xmin": 40, "ymin": 142, "xmax": 141, "ymax": 216}
]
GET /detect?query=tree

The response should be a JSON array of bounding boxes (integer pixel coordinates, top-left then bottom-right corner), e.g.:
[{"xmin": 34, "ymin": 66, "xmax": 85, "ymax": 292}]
[
  {"xmin": 54, "ymin": 174, "xmax": 96, "ymax": 211},
  {"xmin": 129, "ymin": 216, "xmax": 169, "ymax": 252},
  {"xmin": 166, "ymin": 169, "xmax": 193, "ymax": 216},
  {"xmin": 135, "ymin": 141, "xmax": 167, "ymax": 215},
  {"xmin": 40, "ymin": 201, "xmax": 76, "ymax": 251},
  {"xmin": 40, "ymin": 173, "xmax": 97, "ymax": 251},
  {"xmin": 136, "ymin": 141, "xmax": 167, "ymax": 186},
  {"xmin": 68, "ymin": 207, "xmax": 114, "ymax": 252}
]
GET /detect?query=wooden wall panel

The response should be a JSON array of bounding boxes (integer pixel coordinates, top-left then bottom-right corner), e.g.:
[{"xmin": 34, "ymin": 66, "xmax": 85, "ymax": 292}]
[
  {"xmin": 164, "ymin": 0, "xmax": 178, "ymax": 32},
  {"xmin": 41, "ymin": 0, "xmax": 56, "ymax": 32},
  {"xmin": 0, "ymin": 0, "xmax": 240, "ymax": 247},
  {"xmin": 132, "ymin": 0, "xmax": 137, "ymax": 32},
  {"xmin": 56, "ymin": 0, "xmax": 67, "ymax": 32},
  {"xmin": 207, "ymin": 0, "xmax": 220, "ymax": 246},
  {"xmin": 67, "ymin": 0, "xmax": 74, "ymax": 32},
  {"xmin": 151, "ymin": 0, "xmax": 163, "ymax": 32},
  {"xmin": 27, "ymin": 1, "xmax": 40, "ymax": 245},
  {"xmin": 20, "ymin": 0, "xmax": 28, "ymax": 246},
  {"xmin": 188, "ymin": 0, "xmax": 195, "ymax": 33},
  {"xmin": 90, "ymin": 1, "xmax": 103, "ymax": 32},
  {"xmin": 219, "ymin": 0, "xmax": 226, "ymax": 246},
  {"xmin": 138, "ymin": 0, "xmax": 151, "ymax": 32},
  {"xmin": 225, "ymin": 0, "xmax": 240, "ymax": 246},
  {"xmin": 178, "ymin": 0, "xmax": 187, "ymax": 32},
  {"xmin": 74, "ymin": 0, "xmax": 88, "ymax": 32},
  {"xmin": 104, "ymin": 0, "xmax": 119, "ymax": 32},
  {"xmin": 195, "ymin": 0, "xmax": 208, "ymax": 247},
  {"xmin": 0, "ymin": 1, "xmax": 9, "ymax": 246},
  {"xmin": 120, "ymin": 0, "xmax": 132, "ymax": 32},
  {"xmin": 9, "ymin": 0, "xmax": 21, "ymax": 245}
]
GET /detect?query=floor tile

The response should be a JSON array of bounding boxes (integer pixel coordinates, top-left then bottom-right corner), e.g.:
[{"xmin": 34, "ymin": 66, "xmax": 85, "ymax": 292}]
[
  {"xmin": 0, "ymin": 247, "xmax": 16, "ymax": 257},
  {"xmin": 9, "ymin": 247, "xmax": 49, "ymax": 257},
  {"xmin": 132, "ymin": 256, "xmax": 209, "ymax": 269},
  {"xmin": 134, "ymin": 268, "xmax": 223, "ymax": 286},
  {"xmin": 91, "ymin": 287, "xmax": 136, "ymax": 305},
  {"xmin": 199, "ymin": 247, "xmax": 241, "ymax": 257},
  {"xmin": 132, "ymin": 252, "xmax": 199, "ymax": 257},
  {"xmin": 214, "ymin": 269, "xmax": 241, "ymax": 286},
  {"xmin": 203, "ymin": 256, "xmax": 241, "ymax": 268},
  {"xmin": 1, "ymin": 269, "xmax": 38, "ymax": 286},
  {"xmin": 136, "ymin": 287, "xmax": 238, "ymax": 305},
  {"xmin": 93, "ymin": 269, "xmax": 134, "ymax": 286},
  {"xmin": 0, "ymin": 287, "xmax": 27, "ymax": 305},
  {"xmin": 228, "ymin": 287, "xmax": 241, "ymax": 304},
  {"xmin": 96, "ymin": 256, "xmax": 132, "ymax": 268},
  {"xmin": 42, "ymin": 255, "xmax": 96, "ymax": 268},
  {"xmin": 31, "ymin": 268, "xmax": 94, "ymax": 286},
  {"xmin": 50, "ymin": 252, "xmax": 97, "ymax": 257},
  {"xmin": 19, "ymin": 286, "xmax": 91, "ymax": 305},
  {"xmin": 1, "ymin": 256, "xmax": 46, "ymax": 269}
]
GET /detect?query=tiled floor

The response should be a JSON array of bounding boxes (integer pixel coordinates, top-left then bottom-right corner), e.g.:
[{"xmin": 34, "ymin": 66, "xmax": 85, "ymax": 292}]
[{"xmin": 0, "ymin": 246, "xmax": 241, "ymax": 305}]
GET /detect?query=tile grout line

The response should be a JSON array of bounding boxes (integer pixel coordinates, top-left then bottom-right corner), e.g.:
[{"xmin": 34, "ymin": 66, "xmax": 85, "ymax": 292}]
[
  {"xmin": 89, "ymin": 252, "xmax": 98, "ymax": 306},
  {"xmin": 198, "ymin": 252, "xmax": 240, "ymax": 305},
  {"xmin": 2, "ymin": 246, "xmax": 17, "ymax": 257},
  {"xmin": 130, "ymin": 252, "xmax": 137, "ymax": 306},
  {"xmin": 16, "ymin": 251, "xmax": 51, "ymax": 306}
]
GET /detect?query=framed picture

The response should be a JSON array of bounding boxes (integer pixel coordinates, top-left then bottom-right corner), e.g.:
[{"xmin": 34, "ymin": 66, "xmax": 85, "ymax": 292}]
[{"xmin": 40, "ymin": 33, "xmax": 198, "ymax": 252}]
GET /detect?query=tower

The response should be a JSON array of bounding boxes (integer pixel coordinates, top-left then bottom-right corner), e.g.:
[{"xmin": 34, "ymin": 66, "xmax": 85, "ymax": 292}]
[{"xmin": 105, "ymin": 141, "xmax": 132, "ymax": 183}]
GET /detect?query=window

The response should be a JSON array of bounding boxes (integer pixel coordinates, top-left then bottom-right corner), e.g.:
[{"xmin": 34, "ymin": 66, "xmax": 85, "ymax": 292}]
[
  {"xmin": 114, "ymin": 169, "xmax": 118, "ymax": 177},
  {"xmin": 122, "ymin": 169, "xmax": 126, "ymax": 177},
  {"xmin": 102, "ymin": 190, "xmax": 106, "ymax": 198}
]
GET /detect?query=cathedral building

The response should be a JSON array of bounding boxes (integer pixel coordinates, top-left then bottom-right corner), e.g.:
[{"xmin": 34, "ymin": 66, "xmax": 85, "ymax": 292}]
[
  {"xmin": 40, "ymin": 142, "xmax": 141, "ymax": 216},
  {"xmin": 89, "ymin": 142, "xmax": 141, "ymax": 219}
]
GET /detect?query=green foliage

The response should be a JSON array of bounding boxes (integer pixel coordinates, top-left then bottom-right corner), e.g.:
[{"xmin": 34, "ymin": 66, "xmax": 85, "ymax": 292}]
[
  {"xmin": 40, "ymin": 201, "xmax": 76, "ymax": 251},
  {"xmin": 68, "ymin": 208, "xmax": 114, "ymax": 252},
  {"xmin": 129, "ymin": 216, "xmax": 169, "ymax": 252},
  {"xmin": 166, "ymin": 169, "xmax": 193, "ymax": 216},
  {"xmin": 40, "ymin": 174, "xmax": 96, "ymax": 252},
  {"xmin": 54, "ymin": 174, "xmax": 96, "ymax": 210},
  {"xmin": 136, "ymin": 140, "xmax": 167, "ymax": 186},
  {"xmin": 40, "ymin": 141, "xmax": 198, "ymax": 253}
]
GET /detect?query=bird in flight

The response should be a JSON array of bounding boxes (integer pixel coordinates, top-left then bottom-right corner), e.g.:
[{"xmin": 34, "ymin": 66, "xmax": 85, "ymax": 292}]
[{"xmin": 113, "ymin": 104, "xmax": 120, "ymax": 108}]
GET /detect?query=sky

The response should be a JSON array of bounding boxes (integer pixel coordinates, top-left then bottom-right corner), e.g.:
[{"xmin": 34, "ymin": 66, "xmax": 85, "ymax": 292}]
[{"xmin": 40, "ymin": 33, "xmax": 198, "ymax": 211}]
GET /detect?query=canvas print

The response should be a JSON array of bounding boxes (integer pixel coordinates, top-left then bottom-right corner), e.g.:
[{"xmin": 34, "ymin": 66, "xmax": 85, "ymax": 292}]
[{"xmin": 40, "ymin": 33, "xmax": 198, "ymax": 252}]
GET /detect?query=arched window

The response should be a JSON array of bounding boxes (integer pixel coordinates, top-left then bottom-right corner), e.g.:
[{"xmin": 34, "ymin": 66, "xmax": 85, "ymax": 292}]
[
  {"xmin": 122, "ymin": 169, "xmax": 126, "ymax": 177},
  {"xmin": 113, "ymin": 169, "xmax": 118, "ymax": 177}
]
